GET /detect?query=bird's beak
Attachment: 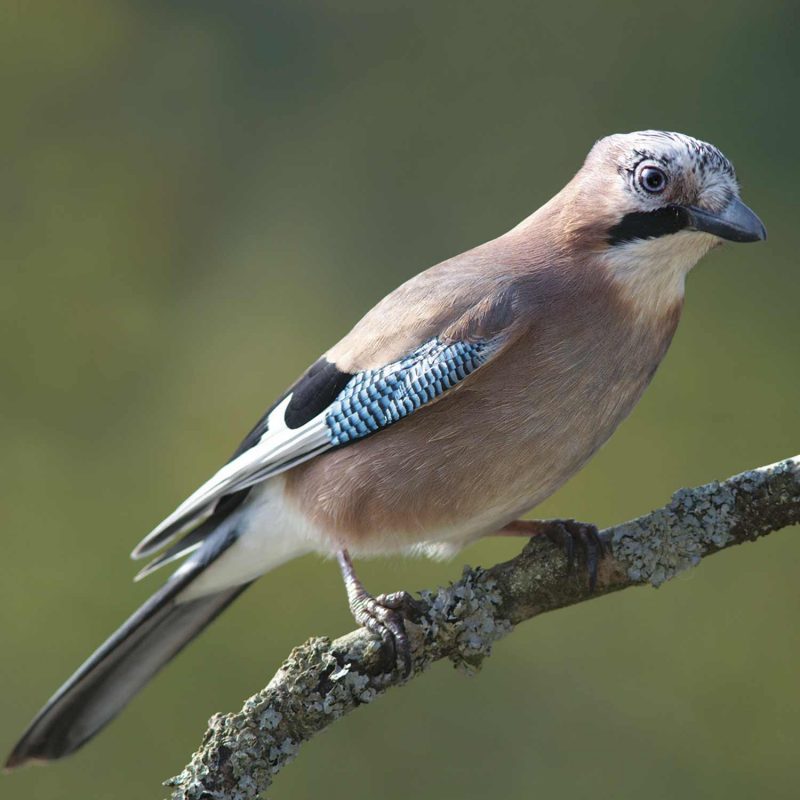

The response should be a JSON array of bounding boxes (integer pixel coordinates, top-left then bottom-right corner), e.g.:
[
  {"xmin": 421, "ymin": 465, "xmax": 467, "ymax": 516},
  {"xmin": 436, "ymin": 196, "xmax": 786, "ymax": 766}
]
[{"xmin": 682, "ymin": 197, "xmax": 767, "ymax": 243}]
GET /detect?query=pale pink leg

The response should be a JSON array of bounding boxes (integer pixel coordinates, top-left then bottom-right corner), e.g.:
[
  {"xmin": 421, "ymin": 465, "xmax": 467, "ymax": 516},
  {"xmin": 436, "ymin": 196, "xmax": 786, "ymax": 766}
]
[{"xmin": 336, "ymin": 549, "xmax": 416, "ymax": 676}]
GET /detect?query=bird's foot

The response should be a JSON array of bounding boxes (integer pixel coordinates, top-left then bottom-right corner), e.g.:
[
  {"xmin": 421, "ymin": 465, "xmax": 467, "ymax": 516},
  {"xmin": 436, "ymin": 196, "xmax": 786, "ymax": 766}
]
[
  {"xmin": 349, "ymin": 590, "xmax": 416, "ymax": 676},
  {"xmin": 336, "ymin": 550, "xmax": 416, "ymax": 676},
  {"xmin": 543, "ymin": 519, "xmax": 606, "ymax": 590},
  {"xmin": 496, "ymin": 518, "xmax": 606, "ymax": 590}
]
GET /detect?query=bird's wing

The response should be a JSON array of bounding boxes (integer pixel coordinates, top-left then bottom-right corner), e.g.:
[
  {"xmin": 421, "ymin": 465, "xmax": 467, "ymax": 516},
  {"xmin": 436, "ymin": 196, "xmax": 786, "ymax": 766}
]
[{"xmin": 131, "ymin": 282, "xmax": 523, "ymax": 561}]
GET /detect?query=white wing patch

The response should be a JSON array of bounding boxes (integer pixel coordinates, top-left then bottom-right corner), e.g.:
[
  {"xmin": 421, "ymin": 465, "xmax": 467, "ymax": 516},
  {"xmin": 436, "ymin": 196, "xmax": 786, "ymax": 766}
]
[{"xmin": 131, "ymin": 396, "xmax": 332, "ymax": 559}]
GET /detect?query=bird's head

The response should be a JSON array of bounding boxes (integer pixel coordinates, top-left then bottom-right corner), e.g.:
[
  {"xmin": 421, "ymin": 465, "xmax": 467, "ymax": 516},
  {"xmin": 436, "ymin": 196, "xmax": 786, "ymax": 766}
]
[{"xmin": 561, "ymin": 130, "xmax": 766, "ymax": 311}]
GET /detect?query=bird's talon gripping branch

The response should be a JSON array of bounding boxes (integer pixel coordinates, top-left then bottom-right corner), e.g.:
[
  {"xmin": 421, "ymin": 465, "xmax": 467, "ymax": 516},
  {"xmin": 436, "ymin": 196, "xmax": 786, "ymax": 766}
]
[
  {"xmin": 496, "ymin": 518, "xmax": 605, "ymax": 590},
  {"xmin": 337, "ymin": 551, "xmax": 414, "ymax": 676}
]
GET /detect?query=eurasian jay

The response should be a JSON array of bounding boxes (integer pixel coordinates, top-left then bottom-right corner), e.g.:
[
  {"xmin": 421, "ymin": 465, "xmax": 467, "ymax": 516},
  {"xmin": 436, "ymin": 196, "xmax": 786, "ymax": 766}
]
[{"xmin": 6, "ymin": 130, "xmax": 766, "ymax": 768}]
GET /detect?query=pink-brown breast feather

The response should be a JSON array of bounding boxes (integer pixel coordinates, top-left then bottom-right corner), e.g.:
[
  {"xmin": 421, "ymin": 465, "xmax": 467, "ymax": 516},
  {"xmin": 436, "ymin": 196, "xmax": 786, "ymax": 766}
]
[{"xmin": 284, "ymin": 246, "xmax": 682, "ymax": 551}]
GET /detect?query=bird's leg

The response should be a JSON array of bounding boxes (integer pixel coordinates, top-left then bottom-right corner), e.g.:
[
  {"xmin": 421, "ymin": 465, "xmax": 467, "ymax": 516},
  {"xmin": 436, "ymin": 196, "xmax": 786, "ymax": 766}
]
[
  {"xmin": 336, "ymin": 549, "xmax": 415, "ymax": 676},
  {"xmin": 494, "ymin": 519, "xmax": 606, "ymax": 591}
]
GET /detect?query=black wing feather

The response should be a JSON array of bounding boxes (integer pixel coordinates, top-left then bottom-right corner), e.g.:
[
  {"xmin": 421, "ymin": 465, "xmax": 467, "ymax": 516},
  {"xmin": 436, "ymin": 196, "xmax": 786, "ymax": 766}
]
[{"xmin": 228, "ymin": 358, "xmax": 352, "ymax": 460}]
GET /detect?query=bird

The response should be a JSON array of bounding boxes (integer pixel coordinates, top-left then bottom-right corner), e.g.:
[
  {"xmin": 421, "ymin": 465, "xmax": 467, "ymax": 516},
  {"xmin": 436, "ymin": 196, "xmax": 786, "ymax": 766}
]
[{"xmin": 6, "ymin": 130, "xmax": 766, "ymax": 769}]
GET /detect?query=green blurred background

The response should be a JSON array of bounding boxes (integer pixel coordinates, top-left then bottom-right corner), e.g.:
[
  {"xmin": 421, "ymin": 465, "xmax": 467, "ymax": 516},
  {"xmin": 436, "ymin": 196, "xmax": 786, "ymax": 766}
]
[{"xmin": 2, "ymin": 1, "xmax": 798, "ymax": 798}]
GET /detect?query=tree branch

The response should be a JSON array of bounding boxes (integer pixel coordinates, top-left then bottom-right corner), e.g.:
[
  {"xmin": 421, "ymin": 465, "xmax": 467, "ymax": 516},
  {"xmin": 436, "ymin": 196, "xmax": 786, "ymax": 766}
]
[{"xmin": 166, "ymin": 456, "xmax": 800, "ymax": 799}]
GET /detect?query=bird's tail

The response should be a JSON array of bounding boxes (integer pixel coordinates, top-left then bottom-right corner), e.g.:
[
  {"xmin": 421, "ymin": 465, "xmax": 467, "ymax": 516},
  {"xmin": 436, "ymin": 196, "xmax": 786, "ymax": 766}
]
[{"xmin": 6, "ymin": 529, "xmax": 251, "ymax": 769}]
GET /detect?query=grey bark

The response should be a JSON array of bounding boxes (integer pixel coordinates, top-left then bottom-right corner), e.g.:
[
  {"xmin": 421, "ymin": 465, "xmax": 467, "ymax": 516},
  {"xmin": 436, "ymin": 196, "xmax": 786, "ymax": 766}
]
[{"xmin": 166, "ymin": 456, "xmax": 800, "ymax": 800}]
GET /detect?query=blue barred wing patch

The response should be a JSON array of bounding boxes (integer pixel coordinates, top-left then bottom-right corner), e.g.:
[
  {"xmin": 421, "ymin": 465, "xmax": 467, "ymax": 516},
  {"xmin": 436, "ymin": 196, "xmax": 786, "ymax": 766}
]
[{"xmin": 325, "ymin": 338, "xmax": 493, "ymax": 446}]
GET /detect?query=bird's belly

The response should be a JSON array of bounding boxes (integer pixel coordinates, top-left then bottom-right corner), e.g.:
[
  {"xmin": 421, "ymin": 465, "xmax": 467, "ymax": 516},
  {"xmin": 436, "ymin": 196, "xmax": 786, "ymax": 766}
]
[{"xmin": 283, "ymin": 347, "xmax": 654, "ymax": 556}]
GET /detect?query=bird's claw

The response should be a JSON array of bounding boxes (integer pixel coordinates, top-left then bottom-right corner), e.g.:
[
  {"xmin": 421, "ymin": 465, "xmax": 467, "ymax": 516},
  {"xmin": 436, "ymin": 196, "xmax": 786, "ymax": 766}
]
[
  {"xmin": 352, "ymin": 591, "xmax": 415, "ymax": 677},
  {"xmin": 543, "ymin": 519, "xmax": 606, "ymax": 591}
]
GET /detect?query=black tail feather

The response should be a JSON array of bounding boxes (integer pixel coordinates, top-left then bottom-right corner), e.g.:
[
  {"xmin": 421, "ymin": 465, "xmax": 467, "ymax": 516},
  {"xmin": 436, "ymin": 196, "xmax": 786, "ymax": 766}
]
[{"xmin": 6, "ymin": 568, "xmax": 251, "ymax": 769}]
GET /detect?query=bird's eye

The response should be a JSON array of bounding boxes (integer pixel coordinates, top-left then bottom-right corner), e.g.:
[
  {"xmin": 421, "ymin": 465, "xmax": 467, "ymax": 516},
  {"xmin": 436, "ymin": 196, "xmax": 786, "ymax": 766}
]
[{"xmin": 638, "ymin": 165, "xmax": 668, "ymax": 193}]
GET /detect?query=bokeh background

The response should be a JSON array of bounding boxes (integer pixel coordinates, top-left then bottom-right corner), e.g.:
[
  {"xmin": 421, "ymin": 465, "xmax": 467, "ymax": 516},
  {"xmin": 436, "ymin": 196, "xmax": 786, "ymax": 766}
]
[{"xmin": 2, "ymin": 1, "xmax": 799, "ymax": 798}]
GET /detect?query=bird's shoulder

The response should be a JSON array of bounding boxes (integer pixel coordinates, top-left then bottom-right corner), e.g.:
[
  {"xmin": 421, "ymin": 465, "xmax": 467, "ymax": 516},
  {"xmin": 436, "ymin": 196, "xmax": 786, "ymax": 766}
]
[{"xmin": 327, "ymin": 242, "xmax": 537, "ymax": 372}]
